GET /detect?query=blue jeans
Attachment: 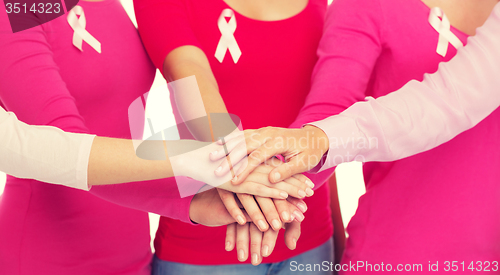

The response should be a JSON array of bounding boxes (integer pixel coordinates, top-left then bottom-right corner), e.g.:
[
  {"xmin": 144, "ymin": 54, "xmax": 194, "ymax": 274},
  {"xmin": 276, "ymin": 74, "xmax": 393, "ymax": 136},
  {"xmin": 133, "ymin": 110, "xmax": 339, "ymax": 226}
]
[{"xmin": 152, "ymin": 237, "xmax": 334, "ymax": 275}]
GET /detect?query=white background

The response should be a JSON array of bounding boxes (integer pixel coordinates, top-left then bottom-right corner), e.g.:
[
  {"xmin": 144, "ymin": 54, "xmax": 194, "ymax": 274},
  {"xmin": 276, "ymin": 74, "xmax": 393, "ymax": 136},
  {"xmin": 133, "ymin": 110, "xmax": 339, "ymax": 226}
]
[{"xmin": 0, "ymin": 0, "xmax": 366, "ymax": 251}]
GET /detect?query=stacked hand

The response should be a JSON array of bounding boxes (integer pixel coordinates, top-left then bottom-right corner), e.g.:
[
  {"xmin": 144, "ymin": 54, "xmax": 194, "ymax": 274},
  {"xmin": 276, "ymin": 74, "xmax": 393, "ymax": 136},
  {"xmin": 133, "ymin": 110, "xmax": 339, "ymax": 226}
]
[
  {"xmin": 210, "ymin": 125, "xmax": 329, "ymax": 183},
  {"xmin": 190, "ymin": 158, "xmax": 310, "ymax": 264},
  {"xmin": 186, "ymin": 125, "xmax": 329, "ymax": 264}
]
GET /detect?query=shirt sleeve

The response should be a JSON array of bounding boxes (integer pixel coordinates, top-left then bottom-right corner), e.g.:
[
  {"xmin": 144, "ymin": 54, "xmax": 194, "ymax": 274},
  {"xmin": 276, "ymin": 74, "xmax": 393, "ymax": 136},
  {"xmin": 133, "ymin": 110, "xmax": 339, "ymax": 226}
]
[
  {"xmin": 0, "ymin": 107, "xmax": 95, "ymax": 190},
  {"xmin": 289, "ymin": 0, "xmax": 383, "ymax": 177},
  {"xmin": 134, "ymin": 0, "xmax": 202, "ymax": 72},
  {"xmin": 291, "ymin": 0, "xmax": 384, "ymax": 128},
  {"xmin": 310, "ymin": 2, "xmax": 500, "ymax": 171},
  {"xmin": 0, "ymin": 8, "xmax": 197, "ymax": 224}
]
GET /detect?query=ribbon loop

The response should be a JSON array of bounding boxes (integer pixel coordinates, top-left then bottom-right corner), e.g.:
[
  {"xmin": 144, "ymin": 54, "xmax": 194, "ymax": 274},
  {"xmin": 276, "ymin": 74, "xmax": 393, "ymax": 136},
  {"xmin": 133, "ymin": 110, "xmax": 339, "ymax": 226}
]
[
  {"xmin": 428, "ymin": 7, "xmax": 463, "ymax": 57},
  {"xmin": 214, "ymin": 9, "xmax": 241, "ymax": 63},
  {"xmin": 67, "ymin": 6, "xmax": 102, "ymax": 53}
]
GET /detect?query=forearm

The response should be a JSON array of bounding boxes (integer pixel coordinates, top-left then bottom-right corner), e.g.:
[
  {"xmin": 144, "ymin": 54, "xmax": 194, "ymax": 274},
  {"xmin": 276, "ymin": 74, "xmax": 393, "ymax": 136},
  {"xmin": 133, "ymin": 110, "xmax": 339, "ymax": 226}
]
[
  {"xmin": 164, "ymin": 46, "xmax": 232, "ymax": 142},
  {"xmin": 88, "ymin": 137, "xmax": 175, "ymax": 186}
]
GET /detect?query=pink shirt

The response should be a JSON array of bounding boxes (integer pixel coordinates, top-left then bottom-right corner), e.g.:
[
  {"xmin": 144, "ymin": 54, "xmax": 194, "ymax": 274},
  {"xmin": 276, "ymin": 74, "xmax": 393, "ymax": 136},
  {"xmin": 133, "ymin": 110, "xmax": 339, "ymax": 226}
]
[
  {"xmin": 0, "ymin": 1, "xmax": 199, "ymax": 274},
  {"xmin": 311, "ymin": 2, "xmax": 500, "ymax": 169},
  {"xmin": 293, "ymin": 0, "xmax": 500, "ymax": 269},
  {"xmin": 135, "ymin": 0, "xmax": 334, "ymax": 265}
]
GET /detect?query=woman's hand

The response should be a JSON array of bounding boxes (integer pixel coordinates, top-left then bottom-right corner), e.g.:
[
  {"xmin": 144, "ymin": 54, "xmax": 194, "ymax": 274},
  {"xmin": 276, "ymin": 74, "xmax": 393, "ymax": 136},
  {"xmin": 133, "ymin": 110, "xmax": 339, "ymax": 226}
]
[
  {"xmin": 217, "ymin": 188, "xmax": 307, "ymax": 230},
  {"xmin": 170, "ymin": 140, "xmax": 312, "ymax": 199},
  {"xmin": 189, "ymin": 187, "xmax": 250, "ymax": 226},
  {"xmin": 224, "ymin": 218, "xmax": 302, "ymax": 264},
  {"xmin": 225, "ymin": 223, "xmax": 279, "ymax": 265},
  {"xmin": 218, "ymin": 163, "xmax": 314, "ymax": 199},
  {"xmin": 211, "ymin": 126, "xmax": 329, "ymax": 184}
]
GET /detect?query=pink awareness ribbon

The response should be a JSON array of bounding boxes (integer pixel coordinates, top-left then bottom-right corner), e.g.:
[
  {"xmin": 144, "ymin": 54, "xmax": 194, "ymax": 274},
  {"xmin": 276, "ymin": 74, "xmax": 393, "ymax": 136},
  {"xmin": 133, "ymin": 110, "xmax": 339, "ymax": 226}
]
[
  {"xmin": 428, "ymin": 7, "xmax": 463, "ymax": 57},
  {"xmin": 67, "ymin": 5, "xmax": 102, "ymax": 53},
  {"xmin": 214, "ymin": 9, "xmax": 241, "ymax": 63}
]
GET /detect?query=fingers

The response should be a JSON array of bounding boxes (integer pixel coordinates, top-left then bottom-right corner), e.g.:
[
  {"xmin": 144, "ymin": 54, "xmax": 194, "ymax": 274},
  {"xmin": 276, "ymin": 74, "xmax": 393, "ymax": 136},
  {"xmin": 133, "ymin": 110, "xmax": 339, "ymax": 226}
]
[
  {"xmin": 237, "ymin": 193, "xmax": 269, "ymax": 232},
  {"xmin": 284, "ymin": 220, "xmax": 302, "ymax": 250},
  {"xmin": 273, "ymin": 199, "xmax": 293, "ymax": 223},
  {"xmin": 276, "ymin": 176, "xmax": 313, "ymax": 199},
  {"xmin": 214, "ymin": 141, "xmax": 249, "ymax": 178},
  {"xmin": 217, "ymin": 189, "xmax": 246, "ymax": 225},
  {"xmin": 236, "ymin": 223, "xmax": 250, "ymax": 262},
  {"xmin": 225, "ymin": 223, "xmax": 236, "ymax": 251},
  {"xmin": 269, "ymin": 154, "xmax": 312, "ymax": 183},
  {"xmin": 249, "ymin": 223, "xmax": 263, "ymax": 266},
  {"xmin": 216, "ymin": 129, "xmax": 246, "ymax": 145},
  {"xmin": 292, "ymin": 173, "xmax": 315, "ymax": 190},
  {"xmin": 261, "ymin": 228, "xmax": 279, "ymax": 258},
  {"xmin": 233, "ymin": 144, "xmax": 282, "ymax": 185},
  {"xmin": 255, "ymin": 196, "xmax": 282, "ymax": 231},
  {"xmin": 286, "ymin": 196, "xmax": 308, "ymax": 213},
  {"xmin": 274, "ymin": 198, "xmax": 305, "ymax": 223},
  {"xmin": 212, "ymin": 130, "xmax": 265, "ymax": 181},
  {"xmin": 247, "ymin": 165, "xmax": 311, "ymax": 199},
  {"xmin": 240, "ymin": 172, "xmax": 288, "ymax": 199},
  {"xmin": 211, "ymin": 134, "xmax": 244, "ymax": 161}
]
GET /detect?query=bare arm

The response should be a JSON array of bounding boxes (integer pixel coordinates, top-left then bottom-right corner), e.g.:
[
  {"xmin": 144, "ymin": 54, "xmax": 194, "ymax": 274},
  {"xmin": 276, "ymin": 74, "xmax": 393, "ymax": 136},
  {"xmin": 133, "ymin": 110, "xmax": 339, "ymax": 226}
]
[
  {"xmin": 87, "ymin": 137, "xmax": 173, "ymax": 186},
  {"xmin": 164, "ymin": 46, "xmax": 234, "ymax": 141}
]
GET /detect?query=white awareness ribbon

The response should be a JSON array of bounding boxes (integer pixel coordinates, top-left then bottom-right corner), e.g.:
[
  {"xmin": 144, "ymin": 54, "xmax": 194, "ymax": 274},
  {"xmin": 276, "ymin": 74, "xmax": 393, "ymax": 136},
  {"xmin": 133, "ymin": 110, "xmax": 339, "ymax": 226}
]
[
  {"xmin": 428, "ymin": 7, "xmax": 463, "ymax": 57},
  {"xmin": 67, "ymin": 6, "xmax": 102, "ymax": 54},
  {"xmin": 214, "ymin": 9, "xmax": 241, "ymax": 63}
]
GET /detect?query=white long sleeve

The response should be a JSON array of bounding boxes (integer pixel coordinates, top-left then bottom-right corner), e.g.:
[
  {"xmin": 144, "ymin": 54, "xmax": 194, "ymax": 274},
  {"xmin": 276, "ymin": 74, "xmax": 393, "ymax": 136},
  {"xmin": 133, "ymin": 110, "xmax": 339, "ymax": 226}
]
[
  {"xmin": 0, "ymin": 107, "xmax": 95, "ymax": 190},
  {"xmin": 310, "ymin": 2, "xmax": 500, "ymax": 172}
]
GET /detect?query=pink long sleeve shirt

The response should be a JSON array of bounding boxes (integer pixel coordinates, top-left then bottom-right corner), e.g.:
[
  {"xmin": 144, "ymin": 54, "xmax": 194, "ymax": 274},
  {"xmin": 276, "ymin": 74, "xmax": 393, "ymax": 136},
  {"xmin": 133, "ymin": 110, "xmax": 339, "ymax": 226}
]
[
  {"xmin": 0, "ymin": 1, "xmax": 200, "ymax": 274},
  {"xmin": 292, "ymin": 0, "xmax": 500, "ymax": 270},
  {"xmin": 311, "ymin": 2, "xmax": 500, "ymax": 170}
]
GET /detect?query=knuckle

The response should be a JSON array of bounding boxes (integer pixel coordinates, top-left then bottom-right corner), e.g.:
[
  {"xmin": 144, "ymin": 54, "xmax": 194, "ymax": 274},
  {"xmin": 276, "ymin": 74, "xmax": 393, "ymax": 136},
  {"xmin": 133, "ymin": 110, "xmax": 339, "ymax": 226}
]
[
  {"xmin": 254, "ymin": 185, "xmax": 265, "ymax": 193},
  {"xmin": 220, "ymin": 192, "xmax": 234, "ymax": 202},
  {"xmin": 230, "ymin": 209, "xmax": 241, "ymax": 216}
]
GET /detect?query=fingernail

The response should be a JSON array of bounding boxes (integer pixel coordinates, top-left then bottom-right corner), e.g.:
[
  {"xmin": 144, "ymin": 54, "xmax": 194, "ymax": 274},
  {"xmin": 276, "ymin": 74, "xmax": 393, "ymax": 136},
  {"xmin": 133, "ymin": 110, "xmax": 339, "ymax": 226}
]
[
  {"xmin": 272, "ymin": 219, "xmax": 281, "ymax": 230},
  {"xmin": 280, "ymin": 191, "xmax": 288, "ymax": 199},
  {"xmin": 225, "ymin": 241, "xmax": 232, "ymax": 251},
  {"xmin": 274, "ymin": 172, "xmax": 281, "ymax": 182},
  {"xmin": 305, "ymin": 180, "xmax": 314, "ymax": 188},
  {"xmin": 252, "ymin": 253, "xmax": 259, "ymax": 265},
  {"xmin": 231, "ymin": 176, "xmax": 238, "ymax": 183},
  {"xmin": 305, "ymin": 188, "xmax": 314, "ymax": 196},
  {"xmin": 298, "ymin": 190, "xmax": 306, "ymax": 198},
  {"xmin": 258, "ymin": 220, "xmax": 268, "ymax": 231},
  {"xmin": 293, "ymin": 210, "xmax": 304, "ymax": 222},
  {"xmin": 282, "ymin": 211, "xmax": 290, "ymax": 222},
  {"xmin": 262, "ymin": 245, "xmax": 270, "ymax": 257},
  {"xmin": 236, "ymin": 215, "xmax": 245, "ymax": 225},
  {"xmin": 292, "ymin": 238, "xmax": 297, "ymax": 249},
  {"xmin": 297, "ymin": 202, "xmax": 308, "ymax": 213},
  {"xmin": 215, "ymin": 166, "xmax": 222, "ymax": 173},
  {"xmin": 211, "ymin": 150, "xmax": 218, "ymax": 156},
  {"xmin": 290, "ymin": 213, "xmax": 295, "ymax": 222},
  {"xmin": 238, "ymin": 249, "xmax": 245, "ymax": 261}
]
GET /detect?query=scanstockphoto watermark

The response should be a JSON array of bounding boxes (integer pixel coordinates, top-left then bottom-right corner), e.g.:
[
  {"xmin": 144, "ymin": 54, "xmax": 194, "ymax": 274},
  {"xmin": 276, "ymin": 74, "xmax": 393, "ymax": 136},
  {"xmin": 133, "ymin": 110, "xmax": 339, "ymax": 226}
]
[
  {"xmin": 290, "ymin": 260, "xmax": 500, "ymax": 272},
  {"xmin": 290, "ymin": 261, "xmax": 424, "ymax": 272}
]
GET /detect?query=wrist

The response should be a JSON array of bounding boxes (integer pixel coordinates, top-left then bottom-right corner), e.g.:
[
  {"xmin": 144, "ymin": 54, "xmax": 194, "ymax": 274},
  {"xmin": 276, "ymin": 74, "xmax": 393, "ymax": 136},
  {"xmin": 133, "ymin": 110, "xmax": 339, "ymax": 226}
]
[{"xmin": 303, "ymin": 125, "xmax": 329, "ymax": 155}]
